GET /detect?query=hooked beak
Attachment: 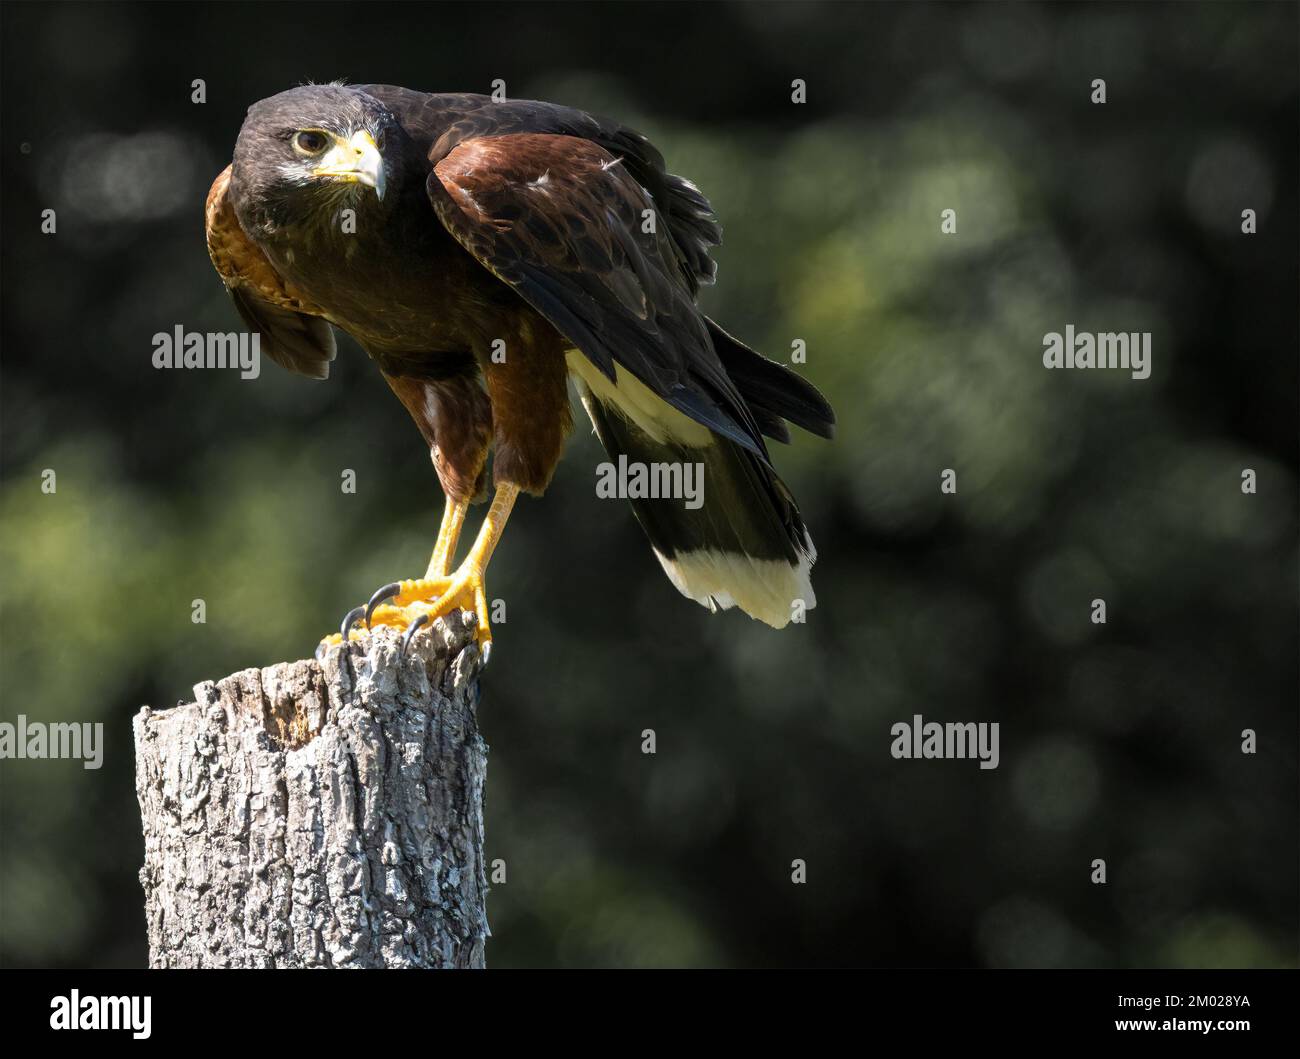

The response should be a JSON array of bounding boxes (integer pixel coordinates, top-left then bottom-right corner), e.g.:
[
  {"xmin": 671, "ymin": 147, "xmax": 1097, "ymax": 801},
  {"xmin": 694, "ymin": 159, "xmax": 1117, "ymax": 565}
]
[{"xmin": 312, "ymin": 130, "xmax": 386, "ymax": 200}]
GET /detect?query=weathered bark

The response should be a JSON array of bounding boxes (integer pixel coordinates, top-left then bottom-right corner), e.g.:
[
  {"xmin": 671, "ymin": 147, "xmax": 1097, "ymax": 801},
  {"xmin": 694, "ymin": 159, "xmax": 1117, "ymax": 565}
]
[{"xmin": 133, "ymin": 613, "xmax": 489, "ymax": 968}]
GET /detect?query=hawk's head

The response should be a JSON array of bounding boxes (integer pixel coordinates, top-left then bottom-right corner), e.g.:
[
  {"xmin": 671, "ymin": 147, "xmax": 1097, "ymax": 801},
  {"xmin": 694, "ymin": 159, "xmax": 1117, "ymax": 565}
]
[{"xmin": 231, "ymin": 84, "xmax": 405, "ymax": 232}]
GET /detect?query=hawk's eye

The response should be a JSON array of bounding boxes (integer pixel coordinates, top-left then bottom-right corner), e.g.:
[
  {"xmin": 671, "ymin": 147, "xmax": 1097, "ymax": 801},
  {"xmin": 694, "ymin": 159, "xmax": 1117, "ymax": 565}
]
[{"xmin": 293, "ymin": 130, "xmax": 330, "ymax": 155}]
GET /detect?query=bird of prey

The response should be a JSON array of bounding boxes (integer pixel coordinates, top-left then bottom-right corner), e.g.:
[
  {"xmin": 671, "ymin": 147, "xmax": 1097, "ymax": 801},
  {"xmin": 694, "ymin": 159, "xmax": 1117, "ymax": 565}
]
[{"xmin": 206, "ymin": 84, "xmax": 835, "ymax": 660}]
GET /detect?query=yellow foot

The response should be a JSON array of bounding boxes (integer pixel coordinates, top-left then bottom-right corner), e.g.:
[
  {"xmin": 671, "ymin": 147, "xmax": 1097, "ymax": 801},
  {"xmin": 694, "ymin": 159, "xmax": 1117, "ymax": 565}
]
[
  {"xmin": 319, "ymin": 482, "xmax": 519, "ymax": 664},
  {"xmin": 317, "ymin": 567, "xmax": 493, "ymax": 663}
]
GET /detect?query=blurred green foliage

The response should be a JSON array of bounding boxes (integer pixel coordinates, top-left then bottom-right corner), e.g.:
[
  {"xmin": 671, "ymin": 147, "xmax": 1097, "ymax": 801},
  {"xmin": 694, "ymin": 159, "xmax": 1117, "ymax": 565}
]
[{"xmin": 1, "ymin": 2, "xmax": 1296, "ymax": 967}]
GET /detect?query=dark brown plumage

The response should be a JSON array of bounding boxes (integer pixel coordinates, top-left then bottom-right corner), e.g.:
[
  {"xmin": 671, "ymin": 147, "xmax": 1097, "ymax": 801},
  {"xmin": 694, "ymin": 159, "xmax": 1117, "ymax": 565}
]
[{"xmin": 206, "ymin": 83, "xmax": 834, "ymax": 648}]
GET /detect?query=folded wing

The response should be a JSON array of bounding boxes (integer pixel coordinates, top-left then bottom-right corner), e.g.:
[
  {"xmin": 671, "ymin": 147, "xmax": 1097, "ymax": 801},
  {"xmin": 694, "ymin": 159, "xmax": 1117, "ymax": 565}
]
[
  {"xmin": 204, "ymin": 166, "xmax": 336, "ymax": 379},
  {"xmin": 426, "ymin": 133, "xmax": 770, "ymax": 459}
]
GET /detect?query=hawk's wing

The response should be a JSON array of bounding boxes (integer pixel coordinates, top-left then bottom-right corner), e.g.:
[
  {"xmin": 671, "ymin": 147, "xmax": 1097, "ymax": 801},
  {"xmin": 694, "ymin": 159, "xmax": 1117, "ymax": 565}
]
[
  {"xmin": 359, "ymin": 87, "xmax": 722, "ymax": 296},
  {"xmin": 204, "ymin": 166, "xmax": 336, "ymax": 379},
  {"xmin": 426, "ymin": 134, "xmax": 768, "ymax": 459}
]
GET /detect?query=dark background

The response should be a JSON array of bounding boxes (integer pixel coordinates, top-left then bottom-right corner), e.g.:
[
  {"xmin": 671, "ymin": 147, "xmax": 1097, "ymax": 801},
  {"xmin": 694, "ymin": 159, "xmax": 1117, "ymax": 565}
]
[{"xmin": 1, "ymin": 1, "xmax": 1296, "ymax": 968}]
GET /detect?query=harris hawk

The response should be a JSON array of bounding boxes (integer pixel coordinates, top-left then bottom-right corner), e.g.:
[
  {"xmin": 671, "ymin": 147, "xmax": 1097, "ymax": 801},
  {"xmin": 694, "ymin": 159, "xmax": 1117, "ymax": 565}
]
[{"xmin": 205, "ymin": 84, "xmax": 835, "ymax": 659}]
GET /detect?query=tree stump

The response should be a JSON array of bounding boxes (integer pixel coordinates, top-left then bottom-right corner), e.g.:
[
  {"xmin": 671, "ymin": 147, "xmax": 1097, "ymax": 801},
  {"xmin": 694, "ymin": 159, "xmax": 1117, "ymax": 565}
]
[{"xmin": 132, "ymin": 614, "xmax": 489, "ymax": 968}]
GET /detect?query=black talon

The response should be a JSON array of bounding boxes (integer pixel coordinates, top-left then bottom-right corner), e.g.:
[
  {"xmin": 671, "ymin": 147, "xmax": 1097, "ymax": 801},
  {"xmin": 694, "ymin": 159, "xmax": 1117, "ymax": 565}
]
[
  {"xmin": 340, "ymin": 605, "xmax": 366, "ymax": 642},
  {"xmin": 365, "ymin": 582, "xmax": 402, "ymax": 628},
  {"xmin": 399, "ymin": 614, "xmax": 430, "ymax": 660}
]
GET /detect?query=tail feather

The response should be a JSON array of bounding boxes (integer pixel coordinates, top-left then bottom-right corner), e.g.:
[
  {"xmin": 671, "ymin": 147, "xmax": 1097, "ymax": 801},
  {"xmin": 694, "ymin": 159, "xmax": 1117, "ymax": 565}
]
[
  {"xmin": 581, "ymin": 389, "xmax": 816, "ymax": 629},
  {"xmin": 706, "ymin": 318, "xmax": 836, "ymax": 442}
]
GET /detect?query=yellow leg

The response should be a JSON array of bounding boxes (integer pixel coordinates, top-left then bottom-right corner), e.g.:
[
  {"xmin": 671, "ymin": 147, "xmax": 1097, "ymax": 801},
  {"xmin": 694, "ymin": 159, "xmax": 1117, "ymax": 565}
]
[
  {"xmin": 425, "ymin": 496, "xmax": 468, "ymax": 579},
  {"xmin": 460, "ymin": 484, "xmax": 516, "ymax": 574},
  {"xmin": 391, "ymin": 483, "xmax": 518, "ymax": 652},
  {"xmin": 326, "ymin": 485, "xmax": 520, "ymax": 660}
]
